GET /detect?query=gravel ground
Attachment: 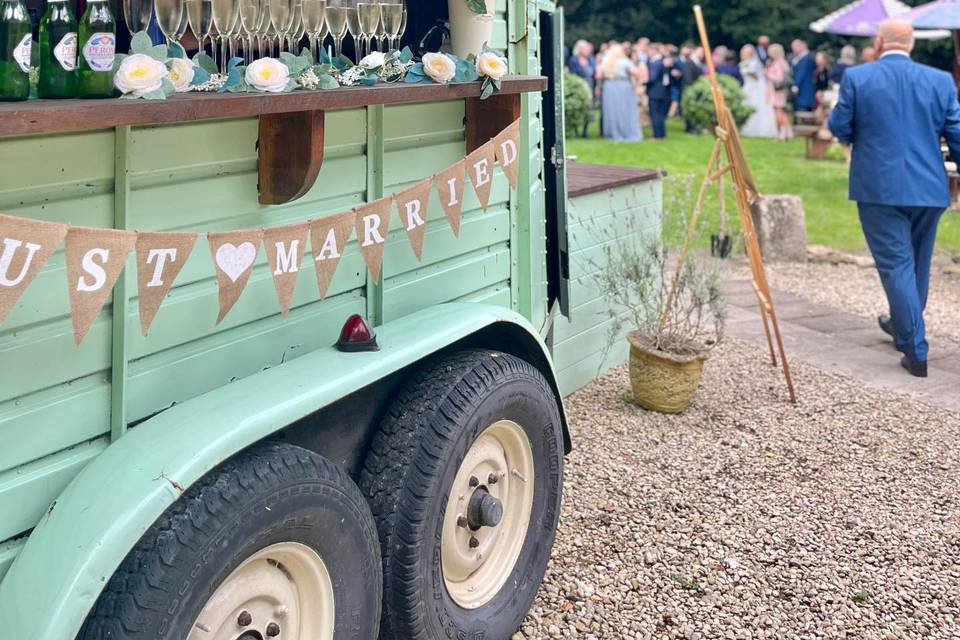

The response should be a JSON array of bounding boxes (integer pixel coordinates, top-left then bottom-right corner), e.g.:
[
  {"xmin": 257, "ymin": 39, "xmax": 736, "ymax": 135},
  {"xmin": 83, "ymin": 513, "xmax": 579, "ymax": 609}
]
[
  {"xmin": 760, "ymin": 259, "xmax": 960, "ymax": 346},
  {"xmin": 520, "ymin": 338, "xmax": 960, "ymax": 640}
]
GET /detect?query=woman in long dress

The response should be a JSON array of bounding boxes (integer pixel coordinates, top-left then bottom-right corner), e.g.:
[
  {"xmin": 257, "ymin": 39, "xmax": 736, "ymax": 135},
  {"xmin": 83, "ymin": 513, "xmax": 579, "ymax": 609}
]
[
  {"xmin": 600, "ymin": 44, "xmax": 644, "ymax": 142},
  {"xmin": 738, "ymin": 44, "xmax": 777, "ymax": 138},
  {"xmin": 765, "ymin": 43, "xmax": 794, "ymax": 141}
]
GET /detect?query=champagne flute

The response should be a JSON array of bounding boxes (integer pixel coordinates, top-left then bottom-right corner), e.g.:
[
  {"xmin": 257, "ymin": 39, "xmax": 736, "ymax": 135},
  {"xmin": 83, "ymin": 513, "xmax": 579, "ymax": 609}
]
[
  {"xmin": 211, "ymin": 0, "xmax": 238, "ymax": 71},
  {"xmin": 156, "ymin": 0, "xmax": 185, "ymax": 45},
  {"xmin": 175, "ymin": 6, "xmax": 190, "ymax": 42},
  {"xmin": 238, "ymin": 0, "xmax": 261, "ymax": 63},
  {"xmin": 344, "ymin": 0, "xmax": 360, "ymax": 63},
  {"xmin": 254, "ymin": 0, "xmax": 271, "ymax": 57},
  {"xmin": 398, "ymin": 5, "xmax": 405, "ymax": 48},
  {"xmin": 380, "ymin": 0, "xmax": 401, "ymax": 52},
  {"xmin": 123, "ymin": 0, "xmax": 153, "ymax": 35},
  {"xmin": 323, "ymin": 0, "xmax": 347, "ymax": 59},
  {"xmin": 267, "ymin": 0, "xmax": 290, "ymax": 53},
  {"xmin": 186, "ymin": 0, "xmax": 212, "ymax": 55},
  {"xmin": 302, "ymin": 0, "xmax": 325, "ymax": 61},
  {"xmin": 287, "ymin": 0, "xmax": 304, "ymax": 53},
  {"xmin": 373, "ymin": 3, "xmax": 384, "ymax": 51},
  {"xmin": 356, "ymin": 1, "xmax": 378, "ymax": 61}
]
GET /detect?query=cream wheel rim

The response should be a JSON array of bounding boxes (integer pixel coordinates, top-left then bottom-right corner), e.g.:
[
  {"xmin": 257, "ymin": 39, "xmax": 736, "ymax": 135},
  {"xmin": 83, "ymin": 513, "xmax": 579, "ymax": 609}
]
[
  {"xmin": 441, "ymin": 419, "xmax": 535, "ymax": 610},
  {"xmin": 188, "ymin": 542, "xmax": 334, "ymax": 640}
]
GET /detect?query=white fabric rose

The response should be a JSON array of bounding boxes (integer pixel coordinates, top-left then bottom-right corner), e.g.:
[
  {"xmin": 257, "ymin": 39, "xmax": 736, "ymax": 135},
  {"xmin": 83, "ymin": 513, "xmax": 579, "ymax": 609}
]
[
  {"xmin": 168, "ymin": 57, "xmax": 195, "ymax": 92},
  {"xmin": 114, "ymin": 54, "xmax": 168, "ymax": 97},
  {"xmin": 245, "ymin": 58, "xmax": 290, "ymax": 93},
  {"xmin": 360, "ymin": 51, "xmax": 386, "ymax": 69},
  {"xmin": 476, "ymin": 51, "xmax": 507, "ymax": 80},
  {"xmin": 422, "ymin": 52, "xmax": 456, "ymax": 84}
]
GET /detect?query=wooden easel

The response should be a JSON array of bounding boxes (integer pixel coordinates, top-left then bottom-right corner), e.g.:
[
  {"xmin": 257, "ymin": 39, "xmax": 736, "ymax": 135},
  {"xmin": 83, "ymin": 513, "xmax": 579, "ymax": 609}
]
[{"xmin": 660, "ymin": 5, "xmax": 797, "ymax": 403}]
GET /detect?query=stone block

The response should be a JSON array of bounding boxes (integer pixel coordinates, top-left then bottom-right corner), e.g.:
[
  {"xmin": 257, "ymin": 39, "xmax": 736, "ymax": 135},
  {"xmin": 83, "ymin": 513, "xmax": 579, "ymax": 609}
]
[{"xmin": 750, "ymin": 195, "xmax": 808, "ymax": 263}]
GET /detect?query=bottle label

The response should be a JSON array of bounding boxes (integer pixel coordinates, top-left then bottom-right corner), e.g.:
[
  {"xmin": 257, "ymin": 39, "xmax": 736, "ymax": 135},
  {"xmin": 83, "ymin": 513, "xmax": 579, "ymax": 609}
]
[
  {"xmin": 13, "ymin": 33, "xmax": 31, "ymax": 73},
  {"xmin": 53, "ymin": 32, "xmax": 78, "ymax": 71},
  {"xmin": 82, "ymin": 32, "xmax": 115, "ymax": 72}
]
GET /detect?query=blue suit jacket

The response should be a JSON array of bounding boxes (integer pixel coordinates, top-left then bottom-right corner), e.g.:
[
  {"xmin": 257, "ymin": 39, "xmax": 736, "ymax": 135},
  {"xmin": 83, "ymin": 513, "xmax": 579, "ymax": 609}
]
[
  {"xmin": 828, "ymin": 53, "xmax": 960, "ymax": 208},
  {"xmin": 792, "ymin": 53, "xmax": 816, "ymax": 110},
  {"xmin": 646, "ymin": 59, "xmax": 670, "ymax": 101}
]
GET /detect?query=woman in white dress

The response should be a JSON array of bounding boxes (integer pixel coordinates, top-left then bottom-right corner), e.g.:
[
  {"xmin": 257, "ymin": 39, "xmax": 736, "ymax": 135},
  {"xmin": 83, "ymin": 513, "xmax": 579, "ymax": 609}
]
[{"xmin": 738, "ymin": 44, "xmax": 777, "ymax": 138}]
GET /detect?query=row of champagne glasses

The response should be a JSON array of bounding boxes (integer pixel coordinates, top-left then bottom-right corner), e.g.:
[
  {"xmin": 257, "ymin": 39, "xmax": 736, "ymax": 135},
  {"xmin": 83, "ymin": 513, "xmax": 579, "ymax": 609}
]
[{"xmin": 124, "ymin": 0, "xmax": 407, "ymax": 72}]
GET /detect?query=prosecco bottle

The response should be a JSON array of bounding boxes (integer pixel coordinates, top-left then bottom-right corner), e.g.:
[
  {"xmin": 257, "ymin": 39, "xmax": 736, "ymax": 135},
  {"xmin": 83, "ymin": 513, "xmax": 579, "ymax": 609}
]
[
  {"xmin": 38, "ymin": 0, "xmax": 77, "ymax": 98},
  {"xmin": 0, "ymin": 0, "xmax": 31, "ymax": 100},
  {"xmin": 77, "ymin": 0, "xmax": 114, "ymax": 97}
]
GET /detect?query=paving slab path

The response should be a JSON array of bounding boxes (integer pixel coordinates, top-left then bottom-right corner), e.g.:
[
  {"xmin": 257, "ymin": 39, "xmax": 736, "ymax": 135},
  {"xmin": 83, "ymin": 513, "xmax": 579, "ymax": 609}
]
[{"xmin": 725, "ymin": 278, "xmax": 960, "ymax": 412}]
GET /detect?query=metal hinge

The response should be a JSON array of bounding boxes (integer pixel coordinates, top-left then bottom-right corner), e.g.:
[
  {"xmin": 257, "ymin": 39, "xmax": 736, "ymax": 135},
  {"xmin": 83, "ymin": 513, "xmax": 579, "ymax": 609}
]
[{"xmin": 551, "ymin": 145, "xmax": 565, "ymax": 168}]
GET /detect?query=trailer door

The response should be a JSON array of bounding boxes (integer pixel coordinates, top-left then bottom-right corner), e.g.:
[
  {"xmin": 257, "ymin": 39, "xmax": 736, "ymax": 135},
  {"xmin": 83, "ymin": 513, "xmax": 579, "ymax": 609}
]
[{"xmin": 540, "ymin": 7, "xmax": 570, "ymax": 318}]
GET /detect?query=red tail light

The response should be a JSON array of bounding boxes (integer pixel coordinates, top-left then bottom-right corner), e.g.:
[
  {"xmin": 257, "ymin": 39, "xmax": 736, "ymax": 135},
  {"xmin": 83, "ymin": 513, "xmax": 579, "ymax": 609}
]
[{"xmin": 336, "ymin": 314, "xmax": 379, "ymax": 352}]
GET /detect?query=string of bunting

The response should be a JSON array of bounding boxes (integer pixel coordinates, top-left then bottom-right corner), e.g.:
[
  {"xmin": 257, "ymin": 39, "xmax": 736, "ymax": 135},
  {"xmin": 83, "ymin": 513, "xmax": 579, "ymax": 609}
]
[{"xmin": 0, "ymin": 119, "xmax": 521, "ymax": 345}]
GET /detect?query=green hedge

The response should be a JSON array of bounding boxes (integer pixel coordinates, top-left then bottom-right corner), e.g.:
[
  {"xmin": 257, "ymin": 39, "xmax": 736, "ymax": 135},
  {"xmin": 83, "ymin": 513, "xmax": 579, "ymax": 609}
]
[
  {"xmin": 564, "ymin": 71, "xmax": 592, "ymax": 138},
  {"xmin": 680, "ymin": 75, "xmax": 754, "ymax": 133}
]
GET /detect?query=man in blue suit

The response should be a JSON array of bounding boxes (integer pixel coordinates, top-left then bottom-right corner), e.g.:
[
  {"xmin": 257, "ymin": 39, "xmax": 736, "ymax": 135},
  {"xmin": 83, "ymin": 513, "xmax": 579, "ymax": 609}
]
[
  {"xmin": 790, "ymin": 39, "xmax": 816, "ymax": 113},
  {"xmin": 646, "ymin": 47, "xmax": 672, "ymax": 139},
  {"xmin": 829, "ymin": 19, "xmax": 960, "ymax": 377}
]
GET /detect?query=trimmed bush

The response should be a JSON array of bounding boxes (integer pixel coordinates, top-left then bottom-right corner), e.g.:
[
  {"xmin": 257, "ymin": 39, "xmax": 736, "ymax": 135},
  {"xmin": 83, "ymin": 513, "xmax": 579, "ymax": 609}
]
[
  {"xmin": 564, "ymin": 71, "xmax": 592, "ymax": 138},
  {"xmin": 680, "ymin": 75, "xmax": 754, "ymax": 133}
]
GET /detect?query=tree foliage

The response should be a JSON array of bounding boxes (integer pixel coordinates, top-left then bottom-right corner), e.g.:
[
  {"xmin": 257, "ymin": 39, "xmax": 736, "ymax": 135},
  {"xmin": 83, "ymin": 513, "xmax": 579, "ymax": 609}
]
[
  {"xmin": 559, "ymin": 0, "xmax": 953, "ymax": 70},
  {"xmin": 680, "ymin": 76, "xmax": 754, "ymax": 131}
]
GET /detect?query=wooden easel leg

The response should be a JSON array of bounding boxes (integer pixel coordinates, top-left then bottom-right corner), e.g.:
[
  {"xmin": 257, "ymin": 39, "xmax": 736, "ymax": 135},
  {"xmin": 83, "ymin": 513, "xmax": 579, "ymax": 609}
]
[
  {"xmin": 758, "ymin": 300, "xmax": 778, "ymax": 367},
  {"xmin": 767, "ymin": 306, "xmax": 797, "ymax": 403}
]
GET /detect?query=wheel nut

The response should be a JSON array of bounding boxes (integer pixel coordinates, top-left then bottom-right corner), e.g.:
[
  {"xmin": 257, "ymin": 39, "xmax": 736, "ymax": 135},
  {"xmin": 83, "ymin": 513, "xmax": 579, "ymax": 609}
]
[
  {"xmin": 469, "ymin": 476, "xmax": 479, "ymax": 488},
  {"xmin": 488, "ymin": 473, "xmax": 498, "ymax": 485},
  {"xmin": 457, "ymin": 515, "xmax": 468, "ymax": 528},
  {"xmin": 469, "ymin": 536, "xmax": 480, "ymax": 548},
  {"xmin": 266, "ymin": 622, "xmax": 281, "ymax": 637},
  {"xmin": 237, "ymin": 611, "xmax": 252, "ymax": 627}
]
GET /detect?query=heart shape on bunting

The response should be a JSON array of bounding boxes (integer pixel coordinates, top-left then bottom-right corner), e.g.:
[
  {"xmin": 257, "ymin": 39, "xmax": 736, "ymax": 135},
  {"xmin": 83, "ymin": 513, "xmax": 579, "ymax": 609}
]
[
  {"xmin": 208, "ymin": 229, "xmax": 264, "ymax": 324},
  {"xmin": 465, "ymin": 140, "xmax": 497, "ymax": 211}
]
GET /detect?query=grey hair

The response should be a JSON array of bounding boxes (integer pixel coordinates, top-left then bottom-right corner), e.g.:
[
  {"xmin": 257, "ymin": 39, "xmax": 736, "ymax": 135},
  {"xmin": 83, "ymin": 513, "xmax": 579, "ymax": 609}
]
[
  {"xmin": 839, "ymin": 45, "xmax": 856, "ymax": 65},
  {"xmin": 573, "ymin": 40, "xmax": 591, "ymax": 56}
]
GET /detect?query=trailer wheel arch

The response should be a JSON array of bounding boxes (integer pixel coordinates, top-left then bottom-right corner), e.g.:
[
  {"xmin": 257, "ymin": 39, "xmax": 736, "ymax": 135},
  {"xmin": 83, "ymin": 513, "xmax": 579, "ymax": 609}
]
[{"xmin": 0, "ymin": 304, "xmax": 568, "ymax": 640}]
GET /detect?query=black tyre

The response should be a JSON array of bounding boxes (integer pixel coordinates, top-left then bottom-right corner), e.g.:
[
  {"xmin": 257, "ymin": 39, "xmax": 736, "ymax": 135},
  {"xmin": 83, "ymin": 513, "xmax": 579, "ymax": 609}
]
[
  {"xmin": 360, "ymin": 350, "xmax": 564, "ymax": 640},
  {"xmin": 79, "ymin": 443, "xmax": 382, "ymax": 640}
]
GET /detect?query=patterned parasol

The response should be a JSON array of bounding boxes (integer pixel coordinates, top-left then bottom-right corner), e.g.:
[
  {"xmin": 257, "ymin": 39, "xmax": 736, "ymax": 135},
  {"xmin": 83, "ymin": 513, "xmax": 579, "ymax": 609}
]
[
  {"xmin": 903, "ymin": 0, "xmax": 960, "ymax": 28},
  {"xmin": 810, "ymin": 0, "xmax": 950, "ymax": 38}
]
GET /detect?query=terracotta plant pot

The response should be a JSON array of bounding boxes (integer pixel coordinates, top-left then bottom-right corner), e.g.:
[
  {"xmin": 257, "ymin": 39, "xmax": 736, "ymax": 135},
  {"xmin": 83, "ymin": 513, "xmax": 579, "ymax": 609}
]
[
  {"xmin": 627, "ymin": 332, "xmax": 707, "ymax": 414},
  {"xmin": 448, "ymin": 0, "xmax": 495, "ymax": 59}
]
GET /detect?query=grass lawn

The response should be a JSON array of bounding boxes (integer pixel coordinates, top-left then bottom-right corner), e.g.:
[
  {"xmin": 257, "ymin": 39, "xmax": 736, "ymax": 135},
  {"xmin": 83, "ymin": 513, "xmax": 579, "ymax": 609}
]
[{"xmin": 567, "ymin": 119, "xmax": 960, "ymax": 254}]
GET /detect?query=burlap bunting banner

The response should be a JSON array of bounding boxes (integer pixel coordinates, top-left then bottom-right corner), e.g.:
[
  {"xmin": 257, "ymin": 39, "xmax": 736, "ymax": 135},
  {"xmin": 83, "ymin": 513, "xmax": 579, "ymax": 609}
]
[
  {"xmin": 435, "ymin": 160, "xmax": 467, "ymax": 237},
  {"xmin": 135, "ymin": 231, "xmax": 198, "ymax": 336},
  {"xmin": 264, "ymin": 222, "xmax": 310, "ymax": 317},
  {"xmin": 208, "ymin": 229, "xmax": 264, "ymax": 324},
  {"xmin": 0, "ymin": 214, "xmax": 69, "ymax": 326},
  {"xmin": 354, "ymin": 196, "xmax": 393, "ymax": 282},
  {"xmin": 65, "ymin": 226, "xmax": 137, "ymax": 345},
  {"xmin": 494, "ymin": 118, "xmax": 522, "ymax": 190},
  {"xmin": 0, "ymin": 120, "xmax": 525, "ymax": 342},
  {"xmin": 466, "ymin": 140, "xmax": 497, "ymax": 211},
  {"xmin": 395, "ymin": 178, "xmax": 433, "ymax": 260},
  {"xmin": 309, "ymin": 211, "xmax": 355, "ymax": 300}
]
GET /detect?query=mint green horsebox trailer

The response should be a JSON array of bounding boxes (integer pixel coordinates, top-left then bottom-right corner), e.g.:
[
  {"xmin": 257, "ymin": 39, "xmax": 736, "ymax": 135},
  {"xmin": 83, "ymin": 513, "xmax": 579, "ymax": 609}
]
[{"xmin": 0, "ymin": 2, "xmax": 662, "ymax": 637}]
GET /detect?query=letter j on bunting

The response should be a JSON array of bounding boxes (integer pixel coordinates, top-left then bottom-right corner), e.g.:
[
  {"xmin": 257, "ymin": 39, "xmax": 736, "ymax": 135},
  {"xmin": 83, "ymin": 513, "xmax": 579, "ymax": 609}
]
[
  {"xmin": 208, "ymin": 229, "xmax": 264, "ymax": 324},
  {"xmin": 263, "ymin": 222, "xmax": 310, "ymax": 317},
  {"xmin": 354, "ymin": 196, "xmax": 393, "ymax": 281},
  {"xmin": 494, "ymin": 118, "xmax": 522, "ymax": 190},
  {"xmin": 466, "ymin": 140, "xmax": 497, "ymax": 211},
  {"xmin": 395, "ymin": 178, "xmax": 433, "ymax": 260},
  {"xmin": 134, "ymin": 231, "xmax": 199, "ymax": 336},
  {"xmin": 65, "ymin": 226, "xmax": 137, "ymax": 345},
  {"xmin": 309, "ymin": 211, "xmax": 355, "ymax": 300},
  {"xmin": 0, "ymin": 214, "xmax": 69, "ymax": 327}
]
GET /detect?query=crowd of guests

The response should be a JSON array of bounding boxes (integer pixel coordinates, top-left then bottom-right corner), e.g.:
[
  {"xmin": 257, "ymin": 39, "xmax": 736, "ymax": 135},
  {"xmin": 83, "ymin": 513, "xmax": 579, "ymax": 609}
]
[{"xmin": 567, "ymin": 36, "xmax": 878, "ymax": 143}]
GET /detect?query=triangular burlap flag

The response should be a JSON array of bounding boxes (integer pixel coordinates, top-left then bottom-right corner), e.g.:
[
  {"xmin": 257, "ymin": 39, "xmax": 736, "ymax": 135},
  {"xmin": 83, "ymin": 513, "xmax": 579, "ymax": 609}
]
[
  {"xmin": 135, "ymin": 231, "xmax": 198, "ymax": 336},
  {"xmin": 394, "ymin": 178, "xmax": 433, "ymax": 260},
  {"xmin": 354, "ymin": 196, "xmax": 393, "ymax": 282},
  {"xmin": 263, "ymin": 222, "xmax": 310, "ymax": 317},
  {"xmin": 208, "ymin": 228, "xmax": 264, "ymax": 324},
  {"xmin": 435, "ymin": 160, "xmax": 466, "ymax": 237},
  {"xmin": 494, "ymin": 118, "xmax": 522, "ymax": 190},
  {"xmin": 65, "ymin": 226, "xmax": 137, "ymax": 345},
  {"xmin": 0, "ymin": 214, "xmax": 68, "ymax": 327},
  {"xmin": 466, "ymin": 140, "xmax": 497, "ymax": 211},
  {"xmin": 309, "ymin": 211, "xmax": 355, "ymax": 300}
]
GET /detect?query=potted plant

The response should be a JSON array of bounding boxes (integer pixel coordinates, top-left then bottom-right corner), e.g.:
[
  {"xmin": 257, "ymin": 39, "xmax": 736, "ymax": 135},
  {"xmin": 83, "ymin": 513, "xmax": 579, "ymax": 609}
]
[
  {"xmin": 585, "ymin": 200, "xmax": 726, "ymax": 413},
  {"xmin": 448, "ymin": 0, "xmax": 494, "ymax": 58}
]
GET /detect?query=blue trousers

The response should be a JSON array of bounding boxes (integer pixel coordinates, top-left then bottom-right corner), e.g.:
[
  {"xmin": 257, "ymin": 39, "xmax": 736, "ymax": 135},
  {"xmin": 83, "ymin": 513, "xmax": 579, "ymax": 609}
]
[
  {"xmin": 857, "ymin": 203, "xmax": 944, "ymax": 361},
  {"xmin": 649, "ymin": 97, "xmax": 670, "ymax": 139}
]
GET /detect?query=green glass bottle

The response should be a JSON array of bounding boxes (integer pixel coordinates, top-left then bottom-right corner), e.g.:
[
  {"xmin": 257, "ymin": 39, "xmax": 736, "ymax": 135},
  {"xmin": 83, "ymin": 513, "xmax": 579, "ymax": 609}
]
[
  {"xmin": 38, "ymin": 0, "xmax": 77, "ymax": 98},
  {"xmin": 0, "ymin": 0, "xmax": 31, "ymax": 100},
  {"xmin": 77, "ymin": 0, "xmax": 114, "ymax": 97}
]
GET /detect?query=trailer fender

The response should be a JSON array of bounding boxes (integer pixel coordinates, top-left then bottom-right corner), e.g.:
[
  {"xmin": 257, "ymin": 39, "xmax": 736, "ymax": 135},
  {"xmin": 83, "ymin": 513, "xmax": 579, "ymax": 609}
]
[{"xmin": 0, "ymin": 303, "xmax": 569, "ymax": 640}]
